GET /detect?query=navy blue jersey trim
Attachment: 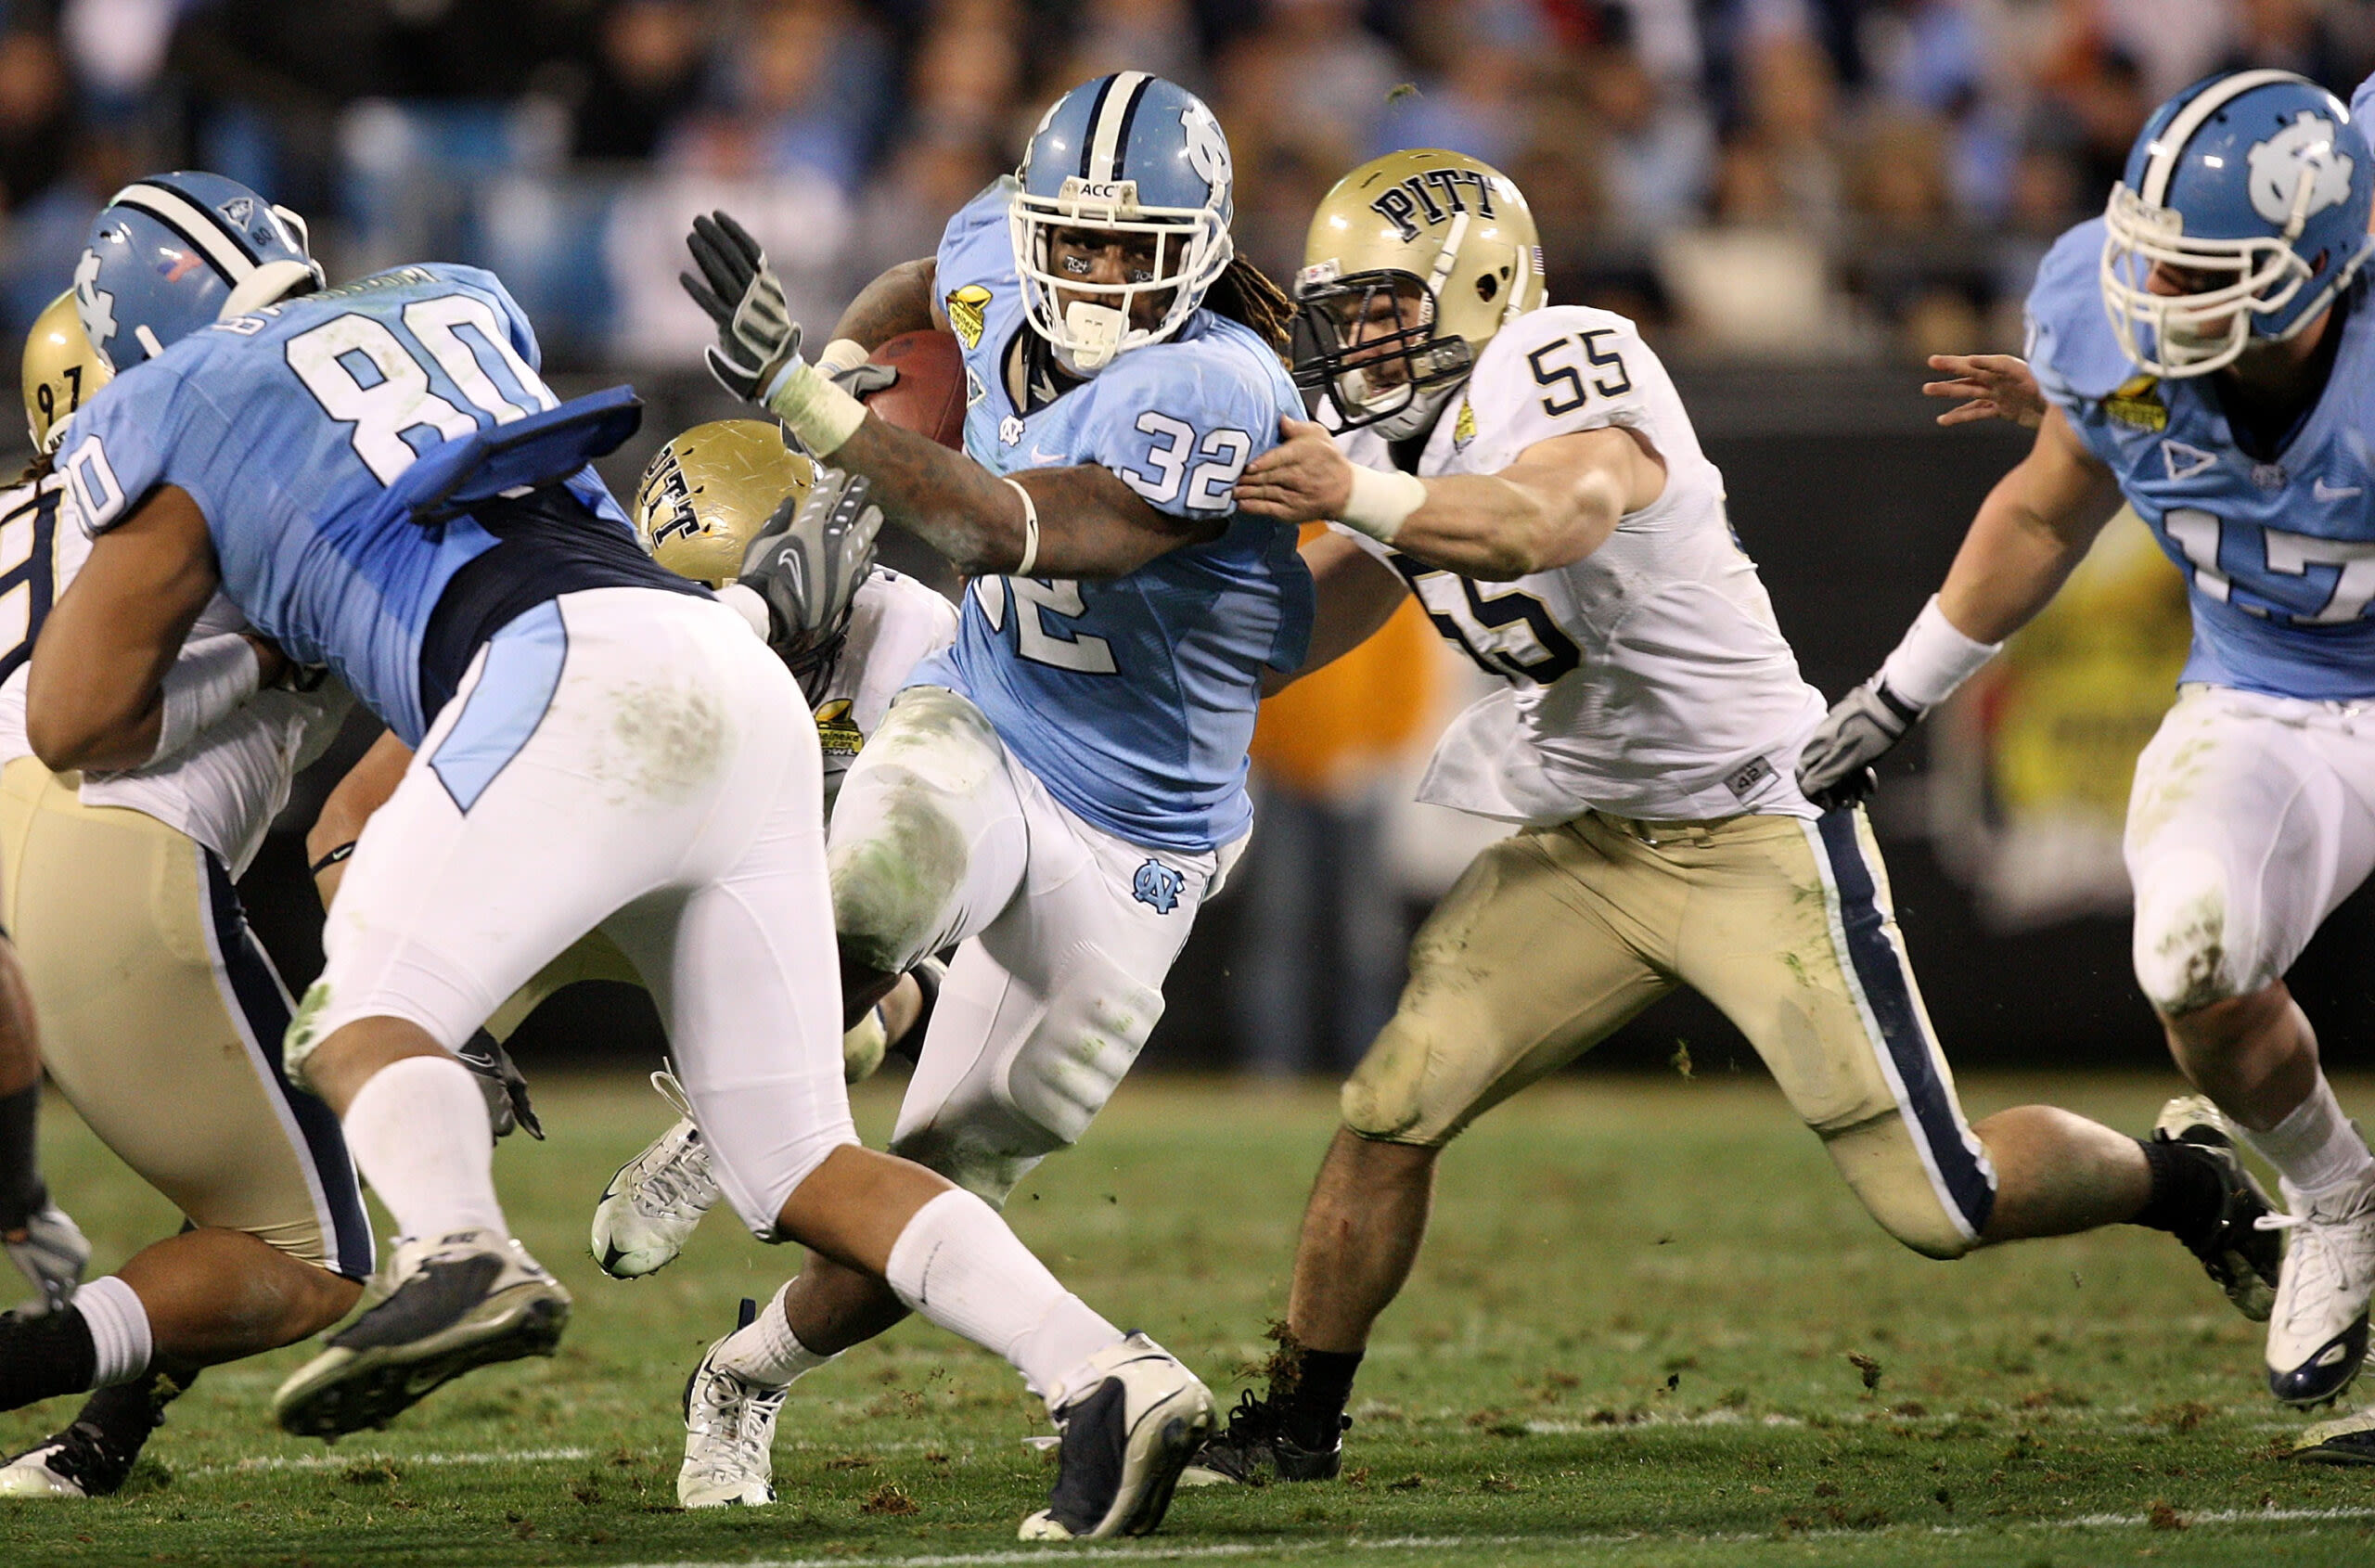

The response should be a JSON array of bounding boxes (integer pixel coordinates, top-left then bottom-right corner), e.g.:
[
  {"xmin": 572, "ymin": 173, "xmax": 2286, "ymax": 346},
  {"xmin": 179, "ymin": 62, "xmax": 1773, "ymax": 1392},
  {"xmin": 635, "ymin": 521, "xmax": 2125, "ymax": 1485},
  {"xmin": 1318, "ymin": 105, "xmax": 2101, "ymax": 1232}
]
[
  {"xmin": 201, "ymin": 852, "xmax": 374, "ymax": 1279},
  {"xmin": 1815, "ymin": 809, "xmax": 1996, "ymax": 1236}
]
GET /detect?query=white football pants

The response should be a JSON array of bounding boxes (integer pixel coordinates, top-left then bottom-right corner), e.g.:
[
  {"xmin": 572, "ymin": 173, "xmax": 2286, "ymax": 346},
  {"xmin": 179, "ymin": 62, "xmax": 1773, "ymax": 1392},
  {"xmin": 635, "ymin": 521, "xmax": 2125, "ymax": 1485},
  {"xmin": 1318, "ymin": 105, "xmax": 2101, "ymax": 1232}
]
[
  {"xmin": 828, "ymin": 685, "xmax": 1239, "ymax": 1202},
  {"xmin": 2125, "ymin": 683, "xmax": 2375, "ymax": 1015},
  {"xmin": 296, "ymin": 587, "xmax": 853, "ymax": 1234}
]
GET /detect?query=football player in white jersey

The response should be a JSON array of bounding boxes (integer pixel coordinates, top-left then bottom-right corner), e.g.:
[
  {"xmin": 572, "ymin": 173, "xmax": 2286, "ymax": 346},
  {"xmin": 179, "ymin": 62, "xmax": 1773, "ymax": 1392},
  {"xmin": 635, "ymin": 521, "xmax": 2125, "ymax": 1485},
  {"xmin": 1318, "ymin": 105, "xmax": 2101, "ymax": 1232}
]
[
  {"xmin": 0, "ymin": 291, "xmax": 373, "ymax": 1497},
  {"xmin": 1187, "ymin": 150, "xmax": 2281, "ymax": 1484}
]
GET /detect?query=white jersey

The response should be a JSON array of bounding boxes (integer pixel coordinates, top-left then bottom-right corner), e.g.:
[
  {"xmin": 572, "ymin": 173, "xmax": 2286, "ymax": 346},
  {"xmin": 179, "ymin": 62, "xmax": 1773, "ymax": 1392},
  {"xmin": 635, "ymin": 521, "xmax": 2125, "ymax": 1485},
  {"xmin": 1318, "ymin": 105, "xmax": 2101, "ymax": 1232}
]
[
  {"xmin": 0, "ymin": 469, "xmax": 350, "ymax": 877},
  {"xmin": 1334, "ymin": 304, "xmax": 1825, "ymax": 824},
  {"xmin": 815, "ymin": 567, "xmax": 958, "ymax": 813}
]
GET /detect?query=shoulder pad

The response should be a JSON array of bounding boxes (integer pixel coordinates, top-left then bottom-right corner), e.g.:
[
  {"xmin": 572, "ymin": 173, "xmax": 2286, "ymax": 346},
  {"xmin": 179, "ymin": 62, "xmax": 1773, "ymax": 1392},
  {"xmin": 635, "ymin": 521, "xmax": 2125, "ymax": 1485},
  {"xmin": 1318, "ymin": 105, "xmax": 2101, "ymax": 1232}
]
[{"xmin": 2024, "ymin": 218, "xmax": 2134, "ymax": 404}]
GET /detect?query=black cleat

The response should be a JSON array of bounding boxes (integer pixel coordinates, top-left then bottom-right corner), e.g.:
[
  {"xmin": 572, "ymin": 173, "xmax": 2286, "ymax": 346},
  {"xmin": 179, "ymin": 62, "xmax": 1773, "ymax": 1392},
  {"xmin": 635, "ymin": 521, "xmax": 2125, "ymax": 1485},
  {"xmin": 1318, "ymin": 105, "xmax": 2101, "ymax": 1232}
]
[
  {"xmin": 2154, "ymin": 1096, "xmax": 2282, "ymax": 1322},
  {"xmin": 2293, "ymin": 1407, "xmax": 2375, "ymax": 1465},
  {"xmin": 1016, "ymin": 1333, "xmax": 1213, "ymax": 1539},
  {"xmin": 1180, "ymin": 1389, "xmax": 1346, "ymax": 1486},
  {"xmin": 273, "ymin": 1230, "xmax": 569, "ymax": 1438},
  {"xmin": 0, "ymin": 1419, "xmax": 137, "ymax": 1498}
]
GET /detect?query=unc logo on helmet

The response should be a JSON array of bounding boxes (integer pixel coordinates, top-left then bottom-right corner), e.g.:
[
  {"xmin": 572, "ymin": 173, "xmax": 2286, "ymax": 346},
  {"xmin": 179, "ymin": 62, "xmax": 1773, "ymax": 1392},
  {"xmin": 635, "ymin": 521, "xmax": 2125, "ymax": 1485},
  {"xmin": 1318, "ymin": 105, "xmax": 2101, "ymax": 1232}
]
[
  {"xmin": 1131, "ymin": 859, "xmax": 1186, "ymax": 914},
  {"xmin": 2248, "ymin": 111, "xmax": 2355, "ymax": 225}
]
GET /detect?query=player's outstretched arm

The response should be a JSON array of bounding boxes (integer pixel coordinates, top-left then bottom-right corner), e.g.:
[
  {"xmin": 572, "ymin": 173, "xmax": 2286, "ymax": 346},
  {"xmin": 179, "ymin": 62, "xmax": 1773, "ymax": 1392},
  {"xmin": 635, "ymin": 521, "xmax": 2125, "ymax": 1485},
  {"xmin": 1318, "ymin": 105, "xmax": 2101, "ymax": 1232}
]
[
  {"xmin": 1262, "ymin": 531, "xmax": 1411, "ymax": 695},
  {"xmin": 1796, "ymin": 407, "xmax": 2123, "ymax": 809},
  {"xmin": 25, "ymin": 484, "xmax": 262, "ymax": 773},
  {"xmin": 1237, "ymin": 417, "xmax": 1664, "ymax": 582},
  {"xmin": 309, "ymin": 727, "xmax": 414, "ymax": 908}
]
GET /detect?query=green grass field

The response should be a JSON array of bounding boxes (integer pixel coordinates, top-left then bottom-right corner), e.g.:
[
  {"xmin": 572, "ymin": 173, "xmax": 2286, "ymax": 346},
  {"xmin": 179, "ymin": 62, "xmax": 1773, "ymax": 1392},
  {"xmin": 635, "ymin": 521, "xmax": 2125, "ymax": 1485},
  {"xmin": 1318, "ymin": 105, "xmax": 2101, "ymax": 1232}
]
[{"xmin": 3, "ymin": 1068, "xmax": 2371, "ymax": 1567}]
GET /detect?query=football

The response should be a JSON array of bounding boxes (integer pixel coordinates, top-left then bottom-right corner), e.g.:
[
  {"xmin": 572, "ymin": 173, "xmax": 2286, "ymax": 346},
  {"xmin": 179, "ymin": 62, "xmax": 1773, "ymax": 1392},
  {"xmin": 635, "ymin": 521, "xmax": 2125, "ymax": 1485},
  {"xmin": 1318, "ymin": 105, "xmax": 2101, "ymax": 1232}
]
[{"xmin": 860, "ymin": 328, "xmax": 969, "ymax": 450}]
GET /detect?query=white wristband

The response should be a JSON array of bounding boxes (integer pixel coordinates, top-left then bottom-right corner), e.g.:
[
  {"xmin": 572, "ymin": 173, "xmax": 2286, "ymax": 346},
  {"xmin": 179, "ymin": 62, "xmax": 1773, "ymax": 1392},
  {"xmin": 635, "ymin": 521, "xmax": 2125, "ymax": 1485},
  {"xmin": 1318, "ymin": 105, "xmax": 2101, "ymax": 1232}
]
[
  {"xmin": 763, "ymin": 360, "xmax": 869, "ymax": 457},
  {"xmin": 1337, "ymin": 464, "xmax": 1428, "ymax": 543},
  {"xmin": 714, "ymin": 582, "xmax": 773, "ymax": 642},
  {"xmin": 815, "ymin": 338, "xmax": 869, "ymax": 377},
  {"xmin": 150, "ymin": 633, "xmax": 263, "ymax": 766},
  {"xmin": 1003, "ymin": 478, "xmax": 1041, "ymax": 577},
  {"xmin": 1878, "ymin": 596, "xmax": 2002, "ymax": 709}
]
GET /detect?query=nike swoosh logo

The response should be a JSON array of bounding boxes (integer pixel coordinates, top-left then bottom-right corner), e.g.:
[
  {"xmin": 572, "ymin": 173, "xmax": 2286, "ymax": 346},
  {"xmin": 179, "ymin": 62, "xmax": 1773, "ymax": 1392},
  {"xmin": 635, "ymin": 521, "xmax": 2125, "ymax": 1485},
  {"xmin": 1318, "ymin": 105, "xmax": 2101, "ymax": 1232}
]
[
  {"xmin": 1028, "ymin": 448, "xmax": 1063, "ymax": 464},
  {"xmin": 2316, "ymin": 480, "xmax": 2364, "ymax": 501}
]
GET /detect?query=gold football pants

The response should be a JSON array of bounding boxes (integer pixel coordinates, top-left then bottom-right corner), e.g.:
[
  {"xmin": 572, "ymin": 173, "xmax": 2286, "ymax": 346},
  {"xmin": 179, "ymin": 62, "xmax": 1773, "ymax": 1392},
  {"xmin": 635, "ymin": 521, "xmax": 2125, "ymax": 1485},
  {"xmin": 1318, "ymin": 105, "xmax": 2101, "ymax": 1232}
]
[
  {"xmin": 0, "ymin": 758, "xmax": 372, "ymax": 1275},
  {"xmin": 1342, "ymin": 806, "xmax": 1996, "ymax": 1258}
]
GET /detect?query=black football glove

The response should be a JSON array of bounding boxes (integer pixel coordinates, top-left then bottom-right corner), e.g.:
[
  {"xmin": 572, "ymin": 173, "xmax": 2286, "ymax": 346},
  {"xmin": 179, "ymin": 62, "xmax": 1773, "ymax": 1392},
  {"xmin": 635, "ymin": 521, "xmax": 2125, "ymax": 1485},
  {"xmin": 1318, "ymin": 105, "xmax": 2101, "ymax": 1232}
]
[
  {"xmin": 680, "ymin": 211, "xmax": 804, "ymax": 405},
  {"xmin": 738, "ymin": 467, "xmax": 882, "ymax": 665},
  {"xmin": 1795, "ymin": 676, "xmax": 1926, "ymax": 811},
  {"xmin": 456, "ymin": 1029, "xmax": 543, "ymax": 1142}
]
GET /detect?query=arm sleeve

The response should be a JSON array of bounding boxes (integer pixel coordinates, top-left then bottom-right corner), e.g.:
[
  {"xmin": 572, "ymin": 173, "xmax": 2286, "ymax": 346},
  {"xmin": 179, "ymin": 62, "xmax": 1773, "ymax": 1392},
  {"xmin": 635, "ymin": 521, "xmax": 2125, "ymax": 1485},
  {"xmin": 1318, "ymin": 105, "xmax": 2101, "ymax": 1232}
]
[{"xmin": 1083, "ymin": 344, "xmax": 1283, "ymax": 519}]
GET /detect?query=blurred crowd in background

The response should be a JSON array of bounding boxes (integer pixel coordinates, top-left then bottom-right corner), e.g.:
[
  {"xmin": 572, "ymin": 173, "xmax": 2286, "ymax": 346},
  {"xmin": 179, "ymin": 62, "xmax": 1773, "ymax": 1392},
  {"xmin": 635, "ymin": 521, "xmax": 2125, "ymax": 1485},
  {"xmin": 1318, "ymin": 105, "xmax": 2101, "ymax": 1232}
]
[{"xmin": 0, "ymin": 0, "xmax": 2366, "ymax": 371}]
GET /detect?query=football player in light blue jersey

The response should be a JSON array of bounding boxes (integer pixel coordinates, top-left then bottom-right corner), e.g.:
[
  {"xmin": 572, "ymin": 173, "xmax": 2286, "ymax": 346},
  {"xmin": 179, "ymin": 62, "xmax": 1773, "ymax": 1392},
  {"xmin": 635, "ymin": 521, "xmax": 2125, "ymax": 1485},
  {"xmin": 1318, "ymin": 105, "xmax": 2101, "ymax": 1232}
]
[
  {"xmin": 1801, "ymin": 71, "xmax": 2375, "ymax": 1420},
  {"xmin": 644, "ymin": 73, "xmax": 1299, "ymax": 1519},
  {"xmin": 26, "ymin": 170, "xmax": 1221, "ymax": 1538}
]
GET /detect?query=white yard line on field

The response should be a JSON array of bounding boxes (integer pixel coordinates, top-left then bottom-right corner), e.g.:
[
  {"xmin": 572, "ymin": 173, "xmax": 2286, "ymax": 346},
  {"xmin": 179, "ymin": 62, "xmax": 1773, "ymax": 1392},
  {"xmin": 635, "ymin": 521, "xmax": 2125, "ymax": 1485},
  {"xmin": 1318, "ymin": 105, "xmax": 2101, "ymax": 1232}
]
[
  {"xmin": 186, "ymin": 1446, "xmax": 597, "ymax": 1476},
  {"xmin": 600, "ymin": 1505, "xmax": 2375, "ymax": 1568}
]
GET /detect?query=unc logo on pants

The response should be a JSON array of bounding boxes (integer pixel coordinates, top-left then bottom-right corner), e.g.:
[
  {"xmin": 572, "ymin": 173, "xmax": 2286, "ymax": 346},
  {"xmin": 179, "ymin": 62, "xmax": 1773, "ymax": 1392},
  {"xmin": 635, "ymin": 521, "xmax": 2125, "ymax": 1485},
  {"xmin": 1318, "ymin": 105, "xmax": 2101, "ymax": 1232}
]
[{"xmin": 1132, "ymin": 858, "xmax": 1185, "ymax": 914}]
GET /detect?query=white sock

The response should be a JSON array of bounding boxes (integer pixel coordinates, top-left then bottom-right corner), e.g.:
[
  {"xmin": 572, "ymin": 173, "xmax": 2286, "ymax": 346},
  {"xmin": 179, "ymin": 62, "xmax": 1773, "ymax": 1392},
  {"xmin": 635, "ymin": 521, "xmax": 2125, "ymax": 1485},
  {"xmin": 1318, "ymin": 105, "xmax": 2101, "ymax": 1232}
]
[
  {"xmin": 75, "ymin": 1275, "xmax": 151, "ymax": 1388},
  {"xmin": 340, "ymin": 1055, "xmax": 508, "ymax": 1241},
  {"xmin": 2246, "ymin": 1074, "xmax": 2375, "ymax": 1198},
  {"xmin": 883, "ymin": 1189, "xmax": 1122, "ymax": 1403},
  {"xmin": 715, "ymin": 1282, "xmax": 836, "ymax": 1388}
]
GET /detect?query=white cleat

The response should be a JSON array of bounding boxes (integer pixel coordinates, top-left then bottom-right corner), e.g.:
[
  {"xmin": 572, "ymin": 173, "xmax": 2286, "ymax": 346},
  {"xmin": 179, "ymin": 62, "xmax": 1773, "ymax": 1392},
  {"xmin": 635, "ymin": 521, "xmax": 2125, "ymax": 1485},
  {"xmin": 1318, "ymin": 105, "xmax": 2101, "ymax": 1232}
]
[
  {"xmin": 272, "ymin": 1228, "xmax": 569, "ymax": 1438},
  {"xmin": 677, "ymin": 1301, "xmax": 787, "ymax": 1509},
  {"xmin": 590, "ymin": 1071, "xmax": 721, "ymax": 1279},
  {"xmin": 5, "ymin": 1203, "xmax": 90, "ymax": 1317},
  {"xmin": 1018, "ymin": 1332, "xmax": 1214, "ymax": 1541},
  {"xmin": 2261, "ymin": 1165, "xmax": 2375, "ymax": 1407},
  {"xmin": 0, "ymin": 1433, "xmax": 104, "ymax": 1497}
]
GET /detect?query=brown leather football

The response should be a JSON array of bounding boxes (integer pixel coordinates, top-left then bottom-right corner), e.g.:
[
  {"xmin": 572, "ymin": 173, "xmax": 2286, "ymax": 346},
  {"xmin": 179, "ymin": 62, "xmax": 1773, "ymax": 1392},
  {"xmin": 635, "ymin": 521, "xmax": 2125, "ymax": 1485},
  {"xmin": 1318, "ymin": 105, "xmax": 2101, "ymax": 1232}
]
[{"xmin": 861, "ymin": 329, "xmax": 969, "ymax": 451}]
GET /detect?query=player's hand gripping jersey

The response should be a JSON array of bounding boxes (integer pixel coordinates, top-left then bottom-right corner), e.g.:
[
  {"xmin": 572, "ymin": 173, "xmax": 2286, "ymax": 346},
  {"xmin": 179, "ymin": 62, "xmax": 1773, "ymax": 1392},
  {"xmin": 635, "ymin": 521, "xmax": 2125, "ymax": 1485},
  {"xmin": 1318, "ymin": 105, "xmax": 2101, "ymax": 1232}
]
[
  {"xmin": 2029, "ymin": 219, "xmax": 2375, "ymax": 700},
  {"xmin": 913, "ymin": 181, "xmax": 1313, "ymax": 852},
  {"xmin": 58, "ymin": 263, "xmax": 661, "ymax": 745},
  {"xmin": 1333, "ymin": 305, "xmax": 1824, "ymax": 822},
  {"xmin": 0, "ymin": 468, "xmax": 346, "ymax": 875}
]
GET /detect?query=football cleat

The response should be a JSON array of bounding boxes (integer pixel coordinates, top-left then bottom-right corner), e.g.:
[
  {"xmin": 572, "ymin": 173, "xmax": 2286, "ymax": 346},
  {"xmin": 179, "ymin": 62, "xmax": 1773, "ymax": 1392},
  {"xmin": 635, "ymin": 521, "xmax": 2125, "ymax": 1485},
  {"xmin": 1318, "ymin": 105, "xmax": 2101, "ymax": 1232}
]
[
  {"xmin": 1180, "ymin": 1390, "xmax": 1345, "ymax": 1486},
  {"xmin": 272, "ymin": 1229, "xmax": 568, "ymax": 1437},
  {"xmin": 1017, "ymin": 1332, "xmax": 1213, "ymax": 1540},
  {"xmin": 4, "ymin": 1202, "xmax": 89, "ymax": 1316},
  {"xmin": 677, "ymin": 1299, "xmax": 788, "ymax": 1508},
  {"xmin": 2259, "ymin": 1164, "xmax": 2375, "ymax": 1407},
  {"xmin": 0, "ymin": 1420, "xmax": 131, "ymax": 1498},
  {"xmin": 2292, "ymin": 1406, "xmax": 2375, "ymax": 1466},
  {"xmin": 590, "ymin": 1071, "xmax": 720, "ymax": 1279},
  {"xmin": 2153, "ymin": 1096, "xmax": 2282, "ymax": 1321}
]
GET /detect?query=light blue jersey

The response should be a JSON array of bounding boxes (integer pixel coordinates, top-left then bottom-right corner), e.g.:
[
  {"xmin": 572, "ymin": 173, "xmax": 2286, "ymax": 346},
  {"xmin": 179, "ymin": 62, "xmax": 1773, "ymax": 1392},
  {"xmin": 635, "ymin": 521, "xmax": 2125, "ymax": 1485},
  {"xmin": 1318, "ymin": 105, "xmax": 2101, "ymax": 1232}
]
[
  {"xmin": 913, "ymin": 181, "xmax": 1312, "ymax": 851},
  {"xmin": 2029, "ymin": 220, "xmax": 2375, "ymax": 700},
  {"xmin": 60, "ymin": 263, "xmax": 635, "ymax": 744}
]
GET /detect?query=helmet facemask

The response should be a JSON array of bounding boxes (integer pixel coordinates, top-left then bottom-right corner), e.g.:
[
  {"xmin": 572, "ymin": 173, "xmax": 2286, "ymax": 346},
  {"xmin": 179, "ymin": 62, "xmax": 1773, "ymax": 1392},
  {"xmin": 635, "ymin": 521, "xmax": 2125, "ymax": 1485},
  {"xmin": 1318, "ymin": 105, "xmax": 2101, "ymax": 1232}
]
[
  {"xmin": 1010, "ymin": 178, "xmax": 1232, "ymax": 374},
  {"xmin": 2099, "ymin": 183, "xmax": 2330, "ymax": 378},
  {"xmin": 1292, "ymin": 267, "xmax": 1474, "ymax": 438}
]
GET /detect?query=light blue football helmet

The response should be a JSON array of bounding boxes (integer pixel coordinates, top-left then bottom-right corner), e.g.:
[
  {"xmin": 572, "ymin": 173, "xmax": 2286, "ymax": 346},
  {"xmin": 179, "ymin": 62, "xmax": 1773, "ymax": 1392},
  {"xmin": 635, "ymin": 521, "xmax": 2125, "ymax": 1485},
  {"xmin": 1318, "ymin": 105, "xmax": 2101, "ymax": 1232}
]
[
  {"xmin": 1008, "ymin": 71, "xmax": 1236, "ymax": 372},
  {"xmin": 74, "ymin": 171, "xmax": 325, "ymax": 372},
  {"xmin": 2101, "ymin": 70, "xmax": 2375, "ymax": 378}
]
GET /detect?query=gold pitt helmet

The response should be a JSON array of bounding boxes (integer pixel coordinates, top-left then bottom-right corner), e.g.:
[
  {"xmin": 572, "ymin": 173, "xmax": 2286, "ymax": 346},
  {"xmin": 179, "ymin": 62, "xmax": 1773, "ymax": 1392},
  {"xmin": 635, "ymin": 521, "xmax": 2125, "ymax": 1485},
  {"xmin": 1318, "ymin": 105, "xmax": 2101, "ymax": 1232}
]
[
  {"xmin": 1294, "ymin": 148, "xmax": 1544, "ymax": 438},
  {"xmin": 23, "ymin": 289, "xmax": 110, "ymax": 455},
  {"xmin": 633, "ymin": 419, "xmax": 819, "ymax": 586}
]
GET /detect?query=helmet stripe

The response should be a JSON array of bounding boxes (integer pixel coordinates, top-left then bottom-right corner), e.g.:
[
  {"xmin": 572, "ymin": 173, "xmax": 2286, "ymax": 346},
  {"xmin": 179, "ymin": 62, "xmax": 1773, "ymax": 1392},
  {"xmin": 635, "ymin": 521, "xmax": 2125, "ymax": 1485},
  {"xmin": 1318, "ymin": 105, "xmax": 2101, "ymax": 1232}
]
[
  {"xmin": 1085, "ymin": 70, "xmax": 1151, "ymax": 184},
  {"xmin": 112, "ymin": 182, "xmax": 261, "ymax": 287},
  {"xmin": 2139, "ymin": 69, "xmax": 2307, "ymax": 205}
]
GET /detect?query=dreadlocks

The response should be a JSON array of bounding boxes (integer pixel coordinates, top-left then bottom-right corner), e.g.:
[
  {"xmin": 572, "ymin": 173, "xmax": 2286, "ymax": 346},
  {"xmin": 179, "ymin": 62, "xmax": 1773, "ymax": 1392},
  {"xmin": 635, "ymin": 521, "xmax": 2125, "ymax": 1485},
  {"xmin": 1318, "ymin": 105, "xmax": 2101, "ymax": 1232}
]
[{"xmin": 1205, "ymin": 255, "xmax": 1297, "ymax": 357}]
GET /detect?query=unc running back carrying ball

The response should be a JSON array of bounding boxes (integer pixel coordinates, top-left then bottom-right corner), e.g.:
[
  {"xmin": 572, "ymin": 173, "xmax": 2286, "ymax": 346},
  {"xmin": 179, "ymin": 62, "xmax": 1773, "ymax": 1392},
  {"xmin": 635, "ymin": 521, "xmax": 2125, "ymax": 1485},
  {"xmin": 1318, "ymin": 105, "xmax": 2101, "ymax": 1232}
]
[
  {"xmin": 1801, "ymin": 71, "xmax": 2375, "ymax": 1437},
  {"xmin": 639, "ymin": 72, "xmax": 1306, "ymax": 1518}
]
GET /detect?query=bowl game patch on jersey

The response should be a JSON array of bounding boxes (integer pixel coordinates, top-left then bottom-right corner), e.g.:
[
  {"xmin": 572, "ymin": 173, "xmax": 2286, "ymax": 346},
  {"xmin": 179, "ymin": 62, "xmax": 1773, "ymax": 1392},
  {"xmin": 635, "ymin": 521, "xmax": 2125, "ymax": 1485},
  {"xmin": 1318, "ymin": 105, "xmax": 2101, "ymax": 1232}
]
[
  {"xmin": 815, "ymin": 698, "xmax": 864, "ymax": 760},
  {"xmin": 946, "ymin": 284, "xmax": 991, "ymax": 350},
  {"xmin": 2103, "ymin": 373, "xmax": 2166, "ymax": 431}
]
